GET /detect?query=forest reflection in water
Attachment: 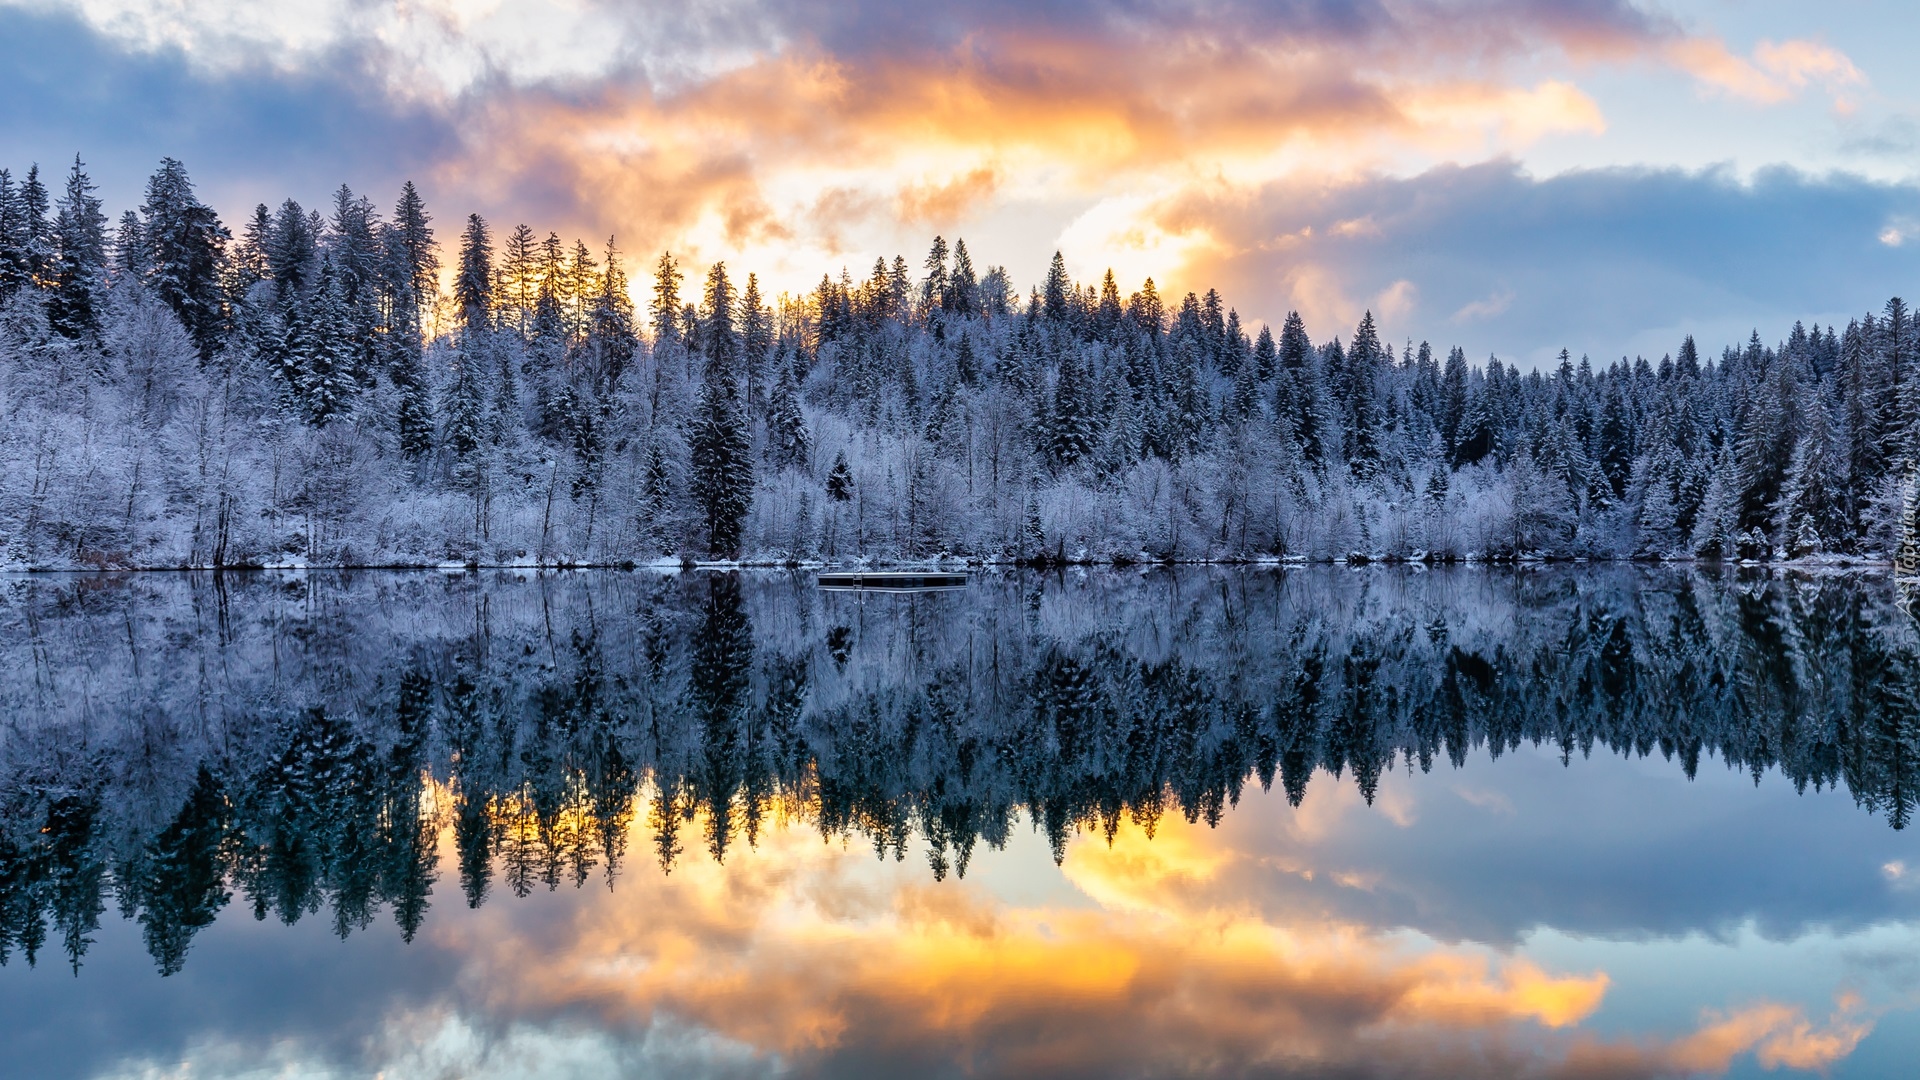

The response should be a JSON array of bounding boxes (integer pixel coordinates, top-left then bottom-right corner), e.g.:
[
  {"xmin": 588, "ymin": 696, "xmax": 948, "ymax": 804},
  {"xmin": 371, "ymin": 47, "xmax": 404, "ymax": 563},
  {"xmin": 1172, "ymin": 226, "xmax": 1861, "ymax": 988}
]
[{"xmin": 0, "ymin": 567, "xmax": 1918, "ymax": 1079}]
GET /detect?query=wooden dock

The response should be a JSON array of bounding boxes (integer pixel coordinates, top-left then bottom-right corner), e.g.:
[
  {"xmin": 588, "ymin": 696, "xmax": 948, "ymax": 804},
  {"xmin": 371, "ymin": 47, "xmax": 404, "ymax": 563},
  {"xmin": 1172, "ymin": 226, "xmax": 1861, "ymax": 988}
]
[{"xmin": 817, "ymin": 571, "xmax": 968, "ymax": 591}]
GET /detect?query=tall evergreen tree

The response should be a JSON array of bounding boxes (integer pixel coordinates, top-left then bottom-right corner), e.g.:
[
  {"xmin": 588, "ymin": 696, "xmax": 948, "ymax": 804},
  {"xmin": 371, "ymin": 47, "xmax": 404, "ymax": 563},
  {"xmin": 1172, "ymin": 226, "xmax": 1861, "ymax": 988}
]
[
  {"xmin": 1048, "ymin": 350, "xmax": 1097, "ymax": 469},
  {"xmin": 1043, "ymin": 251, "xmax": 1071, "ymax": 323},
  {"xmin": 454, "ymin": 214, "xmax": 493, "ymax": 334},
  {"xmin": 1777, "ymin": 391, "xmax": 1848, "ymax": 555},
  {"xmin": 140, "ymin": 159, "xmax": 229, "ymax": 361},
  {"xmin": 388, "ymin": 181, "xmax": 437, "ymax": 327},
  {"xmin": 690, "ymin": 262, "xmax": 751, "ymax": 558},
  {"xmin": 767, "ymin": 362, "xmax": 810, "ymax": 471},
  {"xmin": 47, "ymin": 156, "xmax": 107, "ymax": 340},
  {"xmin": 950, "ymin": 239, "xmax": 978, "ymax": 318},
  {"xmin": 651, "ymin": 252, "xmax": 684, "ymax": 346}
]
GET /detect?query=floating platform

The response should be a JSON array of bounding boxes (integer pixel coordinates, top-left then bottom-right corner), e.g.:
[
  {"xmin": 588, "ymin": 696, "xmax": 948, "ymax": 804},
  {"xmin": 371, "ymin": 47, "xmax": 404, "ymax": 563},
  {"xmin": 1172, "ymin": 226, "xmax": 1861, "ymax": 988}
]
[{"xmin": 817, "ymin": 571, "xmax": 968, "ymax": 591}]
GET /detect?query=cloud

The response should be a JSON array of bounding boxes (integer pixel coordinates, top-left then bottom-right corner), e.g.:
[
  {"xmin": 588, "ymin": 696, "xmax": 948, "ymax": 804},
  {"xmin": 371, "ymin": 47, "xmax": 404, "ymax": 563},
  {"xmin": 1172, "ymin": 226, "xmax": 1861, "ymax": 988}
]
[
  {"xmin": 1667, "ymin": 997, "xmax": 1874, "ymax": 1074},
  {"xmin": 1671, "ymin": 36, "xmax": 1866, "ymax": 107},
  {"xmin": 0, "ymin": 0, "xmax": 1686, "ymax": 293},
  {"xmin": 445, "ymin": 807, "xmax": 1631, "ymax": 1079},
  {"xmin": 0, "ymin": 0, "xmax": 1891, "ymax": 347},
  {"xmin": 382, "ymin": 794, "xmax": 1900, "ymax": 1080},
  {"xmin": 1453, "ymin": 290, "xmax": 1517, "ymax": 324},
  {"xmin": 1142, "ymin": 160, "xmax": 1920, "ymax": 366}
]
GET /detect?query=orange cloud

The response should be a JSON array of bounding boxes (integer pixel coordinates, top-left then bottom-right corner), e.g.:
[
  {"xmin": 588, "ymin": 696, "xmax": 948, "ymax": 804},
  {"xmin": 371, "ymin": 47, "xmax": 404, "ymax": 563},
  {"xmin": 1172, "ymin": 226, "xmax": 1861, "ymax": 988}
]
[
  {"xmin": 1670, "ymin": 36, "xmax": 1865, "ymax": 106},
  {"xmin": 1668, "ymin": 996, "xmax": 1874, "ymax": 1074},
  {"xmin": 415, "ymin": 794, "xmax": 1885, "ymax": 1080},
  {"xmin": 432, "ymin": 20, "xmax": 1629, "ymax": 295}
]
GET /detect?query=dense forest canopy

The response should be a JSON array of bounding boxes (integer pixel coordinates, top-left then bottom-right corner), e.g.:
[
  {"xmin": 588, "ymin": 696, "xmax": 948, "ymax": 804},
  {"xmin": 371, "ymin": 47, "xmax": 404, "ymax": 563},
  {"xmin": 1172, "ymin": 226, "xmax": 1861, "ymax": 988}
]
[{"xmin": 0, "ymin": 156, "xmax": 1914, "ymax": 568}]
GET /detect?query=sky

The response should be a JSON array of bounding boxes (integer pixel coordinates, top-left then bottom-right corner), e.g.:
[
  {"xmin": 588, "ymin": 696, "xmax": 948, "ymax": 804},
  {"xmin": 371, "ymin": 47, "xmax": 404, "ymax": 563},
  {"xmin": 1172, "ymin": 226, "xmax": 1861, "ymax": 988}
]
[{"xmin": 2, "ymin": 0, "xmax": 1918, "ymax": 366}]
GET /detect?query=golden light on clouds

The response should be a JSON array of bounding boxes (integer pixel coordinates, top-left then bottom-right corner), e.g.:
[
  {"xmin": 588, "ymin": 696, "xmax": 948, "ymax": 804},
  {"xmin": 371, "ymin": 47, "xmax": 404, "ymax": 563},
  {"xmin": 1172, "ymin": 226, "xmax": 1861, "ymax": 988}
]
[
  {"xmin": 426, "ymin": 789, "xmax": 1881, "ymax": 1079},
  {"xmin": 16, "ymin": 0, "xmax": 1880, "ymax": 333}
]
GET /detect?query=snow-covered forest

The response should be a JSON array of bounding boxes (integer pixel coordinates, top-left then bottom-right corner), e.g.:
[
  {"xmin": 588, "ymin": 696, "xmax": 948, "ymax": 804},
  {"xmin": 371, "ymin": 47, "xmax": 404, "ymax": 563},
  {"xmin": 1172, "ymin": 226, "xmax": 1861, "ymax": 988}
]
[
  {"xmin": 1, "ymin": 566, "xmax": 1915, "ymax": 976},
  {"xmin": 0, "ymin": 156, "xmax": 1914, "ymax": 567}
]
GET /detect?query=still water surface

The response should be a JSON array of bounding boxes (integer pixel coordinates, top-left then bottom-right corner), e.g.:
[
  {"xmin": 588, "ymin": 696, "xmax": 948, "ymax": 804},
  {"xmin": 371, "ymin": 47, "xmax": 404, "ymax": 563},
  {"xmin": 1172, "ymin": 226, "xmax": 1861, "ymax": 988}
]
[{"xmin": 0, "ymin": 568, "xmax": 1916, "ymax": 1079}]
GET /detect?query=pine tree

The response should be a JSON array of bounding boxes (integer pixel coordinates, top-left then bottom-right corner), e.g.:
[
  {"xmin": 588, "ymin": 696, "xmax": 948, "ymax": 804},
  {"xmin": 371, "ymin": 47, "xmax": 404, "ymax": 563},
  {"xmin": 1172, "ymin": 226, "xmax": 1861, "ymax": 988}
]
[
  {"xmin": 499, "ymin": 223, "xmax": 539, "ymax": 340},
  {"xmin": 1690, "ymin": 447, "xmax": 1741, "ymax": 558},
  {"xmin": 740, "ymin": 272, "xmax": 771, "ymax": 411},
  {"xmin": 0, "ymin": 168, "xmax": 27, "ymax": 300},
  {"xmin": 113, "ymin": 209, "xmax": 147, "ymax": 280},
  {"xmin": 1222, "ymin": 309, "xmax": 1249, "ymax": 378},
  {"xmin": 1440, "ymin": 345, "xmax": 1469, "ymax": 458},
  {"xmin": 1229, "ymin": 354, "xmax": 1260, "ymax": 420},
  {"xmin": 1776, "ymin": 391, "xmax": 1848, "ymax": 555},
  {"xmin": 454, "ymin": 214, "xmax": 493, "ymax": 334},
  {"xmin": 582, "ymin": 237, "xmax": 637, "ymax": 389},
  {"xmin": 922, "ymin": 236, "xmax": 949, "ymax": 317},
  {"xmin": 141, "ymin": 158, "xmax": 229, "ymax": 361},
  {"xmin": 388, "ymin": 277, "xmax": 434, "ymax": 458},
  {"xmin": 767, "ymin": 362, "xmax": 810, "ymax": 470},
  {"xmin": 1048, "ymin": 350, "xmax": 1097, "ymax": 468},
  {"xmin": 950, "ymin": 239, "xmax": 978, "ymax": 318},
  {"xmin": 641, "ymin": 438, "xmax": 677, "ymax": 553},
  {"xmin": 701, "ymin": 261, "xmax": 738, "ymax": 378},
  {"xmin": 826, "ymin": 451, "xmax": 854, "ymax": 502},
  {"xmin": 1734, "ymin": 359, "xmax": 1797, "ymax": 536},
  {"xmin": 1253, "ymin": 324, "xmax": 1277, "ymax": 381},
  {"xmin": 1022, "ymin": 491, "xmax": 1046, "ymax": 561},
  {"xmin": 565, "ymin": 239, "xmax": 598, "ymax": 344},
  {"xmin": 1634, "ymin": 451, "xmax": 1682, "ymax": 556},
  {"xmin": 1043, "ymin": 251, "xmax": 1071, "ymax": 323},
  {"xmin": 302, "ymin": 258, "xmax": 356, "ymax": 424},
  {"xmin": 1343, "ymin": 312, "xmax": 1385, "ymax": 480},
  {"xmin": 690, "ymin": 264, "xmax": 752, "ymax": 558},
  {"xmin": 444, "ymin": 335, "xmax": 489, "ymax": 461},
  {"xmin": 15, "ymin": 164, "xmax": 53, "ymax": 290},
  {"xmin": 955, "ymin": 332, "xmax": 980, "ymax": 386},
  {"xmin": 47, "ymin": 156, "xmax": 107, "ymax": 340},
  {"xmin": 388, "ymin": 181, "xmax": 438, "ymax": 329}
]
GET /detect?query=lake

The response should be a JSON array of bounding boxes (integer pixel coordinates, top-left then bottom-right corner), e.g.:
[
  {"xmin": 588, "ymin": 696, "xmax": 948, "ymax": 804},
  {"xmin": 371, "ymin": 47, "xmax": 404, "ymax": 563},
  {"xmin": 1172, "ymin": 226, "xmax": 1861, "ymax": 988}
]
[{"xmin": 1, "ymin": 567, "xmax": 1916, "ymax": 1079}]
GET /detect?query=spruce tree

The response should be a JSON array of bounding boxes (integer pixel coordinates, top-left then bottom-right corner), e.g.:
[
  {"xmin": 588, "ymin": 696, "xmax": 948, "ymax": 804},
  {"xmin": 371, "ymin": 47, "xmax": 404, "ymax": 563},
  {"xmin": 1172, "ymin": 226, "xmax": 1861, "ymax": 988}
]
[
  {"xmin": 922, "ymin": 236, "xmax": 949, "ymax": 317},
  {"xmin": 641, "ymin": 439, "xmax": 677, "ymax": 553},
  {"xmin": 388, "ymin": 277, "xmax": 434, "ymax": 458},
  {"xmin": 950, "ymin": 239, "xmax": 978, "ymax": 318},
  {"xmin": 740, "ymin": 272, "xmax": 771, "ymax": 410},
  {"xmin": 826, "ymin": 451, "xmax": 854, "ymax": 502},
  {"xmin": 0, "ymin": 168, "xmax": 25, "ymax": 300},
  {"xmin": 1048, "ymin": 350, "xmax": 1097, "ymax": 468},
  {"xmin": 141, "ymin": 158, "xmax": 229, "ymax": 361},
  {"xmin": 767, "ymin": 363, "xmax": 810, "ymax": 470},
  {"xmin": 443, "ymin": 336, "xmax": 489, "ymax": 463},
  {"xmin": 267, "ymin": 199, "xmax": 317, "ymax": 297},
  {"xmin": 582, "ymin": 237, "xmax": 637, "ymax": 389},
  {"xmin": 1043, "ymin": 252, "xmax": 1071, "ymax": 323},
  {"xmin": 1776, "ymin": 392, "xmax": 1848, "ymax": 555},
  {"xmin": 955, "ymin": 332, "xmax": 980, "ymax": 386},
  {"xmin": 302, "ymin": 258, "xmax": 356, "ymax": 424},
  {"xmin": 389, "ymin": 181, "xmax": 438, "ymax": 328},
  {"xmin": 1253, "ymin": 324, "xmax": 1277, "ymax": 381},
  {"xmin": 1343, "ymin": 312, "xmax": 1384, "ymax": 480},
  {"xmin": 16, "ymin": 164, "xmax": 53, "ymax": 289},
  {"xmin": 48, "ymin": 156, "xmax": 107, "ymax": 340},
  {"xmin": 689, "ymin": 261, "xmax": 752, "ymax": 558},
  {"xmin": 454, "ymin": 213, "xmax": 493, "ymax": 334},
  {"xmin": 1690, "ymin": 448, "xmax": 1741, "ymax": 558},
  {"xmin": 112, "ymin": 209, "xmax": 147, "ymax": 280},
  {"xmin": 1436, "ymin": 346, "xmax": 1464, "ymax": 455},
  {"xmin": 499, "ymin": 223, "xmax": 539, "ymax": 340}
]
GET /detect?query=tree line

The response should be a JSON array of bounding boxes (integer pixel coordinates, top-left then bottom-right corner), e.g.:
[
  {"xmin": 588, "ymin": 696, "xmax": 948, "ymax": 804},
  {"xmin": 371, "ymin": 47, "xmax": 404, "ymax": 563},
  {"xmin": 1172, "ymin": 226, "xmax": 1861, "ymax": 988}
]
[
  {"xmin": 1, "ymin": 566, "xmax": 1915, "ymax": 976},
  {"xmin": 1, "ymin": 155, "xmax": 1917, "ymax": 566}
]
